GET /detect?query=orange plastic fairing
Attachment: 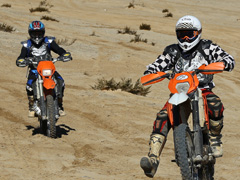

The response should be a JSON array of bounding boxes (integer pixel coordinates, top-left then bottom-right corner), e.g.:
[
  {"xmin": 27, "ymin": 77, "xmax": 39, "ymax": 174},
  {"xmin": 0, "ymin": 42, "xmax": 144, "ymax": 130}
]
[
  {"xmin": 168, "ymin": 72, "xmax": 199, "ymax": 94},
  {"xmin": 198, "ymin": 62, "xmax": 224, "ymax": 75},
  {"xmin": 37, "ymin": 61, "xmax": 56, "ymax": 89},
  {"xmin": 141, "ymin": 72, "xmax": 167, "ymax": 86}
]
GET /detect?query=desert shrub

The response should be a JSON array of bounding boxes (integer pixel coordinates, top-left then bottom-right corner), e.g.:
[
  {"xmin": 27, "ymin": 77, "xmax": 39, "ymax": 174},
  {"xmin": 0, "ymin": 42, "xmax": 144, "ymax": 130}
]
[
  {"xmin": 162, "ymin": 9, "xmax": 169, "ymax": 13},
  {"xmin": 118, "ymin": 26, "xmax": 136, "ymax": 35},
  {"xmin": 29, "ymin": 0, "xmax": 53, "ymax": 13},
  {"xmin": 41, "ymin": 15, "xmax": 59, "ymax": 22},
  {"xmin": 151, "ymin": 42, "xmax": 156, "ymax": 46},
  {"xmin": 92, "ymin": 78, "xmax": 151, "ymax": 96},
  {"xmin": 55, "ymin": 38, "xmax": 76, "ymax": 46},
  {"xmin": 139, "ymin": 23, "xmax": 151, "ymax": 30},
  {"xmin": 90, "ymin": 31, "xmax": 96, "ymax": 36},
  {"xmin": 40, "ymin": 0, "xmax": 53, "ymax": 8},
  {"xmin": 130, "ymin": 34, "xmax": 147, "ymax": 43},
  {"xmin": 128, "ymin": 2, "xmax": 135, "ymax": 8},
  {"xmin": 29, "ymin": 7, "xmax": 49, "ymax": 13},
  {"xmin": 164, "ymin": 12, "xmax": 173, "ymax": 17},
  {"xmin": 0, "ymin": 23, "xmax": 15, "ymax": 32},
  {"xmin": 1, "ymin": 3, "xmax": 11, "ymax": 7}
]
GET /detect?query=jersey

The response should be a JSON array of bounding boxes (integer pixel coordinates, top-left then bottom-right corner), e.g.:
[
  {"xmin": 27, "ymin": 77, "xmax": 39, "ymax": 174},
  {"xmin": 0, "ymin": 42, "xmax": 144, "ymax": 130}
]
[{"xmin": 145, "ymin": 39, "xmax": 235, "ymax": 89}]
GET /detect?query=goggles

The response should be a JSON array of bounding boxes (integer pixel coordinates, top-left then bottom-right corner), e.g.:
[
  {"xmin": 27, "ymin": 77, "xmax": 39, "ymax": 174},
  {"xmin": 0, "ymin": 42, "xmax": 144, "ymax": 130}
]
[
  {"xmin": 176, "ymin": 30, "xmax": 201, "ymax": 43},
  {"xmin": 30, "ymin": 30, "xmax": 44, "ymax": 39}
]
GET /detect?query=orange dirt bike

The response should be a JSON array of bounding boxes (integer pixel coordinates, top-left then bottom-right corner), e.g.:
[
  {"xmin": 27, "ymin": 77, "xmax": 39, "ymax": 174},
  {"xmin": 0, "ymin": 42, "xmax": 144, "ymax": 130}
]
[
  {"xmin": 25, "ymin": 54, "xmax": 67, "ymax": 138},
  {"xmin": 141, "ymin": 62, "xmax": 224, "ymax": 180}
]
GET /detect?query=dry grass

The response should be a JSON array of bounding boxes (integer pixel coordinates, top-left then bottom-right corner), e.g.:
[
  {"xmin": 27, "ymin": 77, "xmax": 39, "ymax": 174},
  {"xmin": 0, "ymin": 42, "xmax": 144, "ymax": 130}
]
[
  {"xmin": 29, "ymin": 0, "xmax": 53, "ymax": 13},
  {"xmin": 130, "ymin": 34, "xmax": 147, "ymax": 43},
  {"xmin": 29, "ymin": 7, "xmax": 49, "ymax": 13},
  {"xmin": 165, "ymin": 12, "xmax": 173, "ymax": 17},
  {"xmin": 118, "ymin": 26, "xmax": 137, "ymax": 35},
  {"xmin": 0, "ymin": 23, "xmax": 15, "ymax": 32},
  {"xmin": 162, "ymin": 9, "xmax": 169, "ymax": 13},
  {"xmin": 1, "ymin": 3, "xmax": 11, "ymax": 8},
  {"xmin": 92, "ymin": 78, "xmax": 151, "ymax": 96},
  {"xmin": 139, "ymin": 23, "xmax": 151, "ymax": 30},
  {"xmin": 41, "ymin": 15, "xmax": 59, "ymax": 22}
]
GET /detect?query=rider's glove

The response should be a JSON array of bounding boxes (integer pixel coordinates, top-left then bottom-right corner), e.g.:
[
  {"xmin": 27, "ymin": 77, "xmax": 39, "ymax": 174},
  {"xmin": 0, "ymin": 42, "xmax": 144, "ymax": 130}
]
[
  {"xmin": 16, "ymin": 58, "xmax": 27, "ymax": 67},
  {"xmin": 58, "ymin": 52, "xmax": 72, "ymax": 62},
  {"xmin": 144, "ymin": 70, "xmax": 152, "ymax": 75}
]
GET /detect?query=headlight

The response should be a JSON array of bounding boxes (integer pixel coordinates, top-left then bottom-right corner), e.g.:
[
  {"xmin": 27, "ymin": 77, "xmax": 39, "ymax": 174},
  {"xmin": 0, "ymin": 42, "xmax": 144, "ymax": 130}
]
[
  {"xmin": 176, "ymin": 82, "xmax": 190, "ymax": 94},
  {"xmin": 42, "ymin": 69, "xmax": 52, "ymax": 76}
]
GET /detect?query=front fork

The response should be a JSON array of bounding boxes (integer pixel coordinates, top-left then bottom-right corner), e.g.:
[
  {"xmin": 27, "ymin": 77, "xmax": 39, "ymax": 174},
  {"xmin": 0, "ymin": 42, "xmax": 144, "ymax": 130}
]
[
  {"xmin": 191, "ymin": 90, "xmax": 203, "ymax": 162},
  {"xmin": 37, "ymin": 74, "xmax": 47, "ymax": 119}
]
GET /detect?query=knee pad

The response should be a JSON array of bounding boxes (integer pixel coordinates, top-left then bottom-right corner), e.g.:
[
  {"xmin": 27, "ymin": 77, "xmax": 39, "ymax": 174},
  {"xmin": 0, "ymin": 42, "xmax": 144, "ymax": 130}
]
[
  {"xmin": 156, "ymin": 110, "xmax": 168, "ymax": 121},
  {"xmin": 207, "ymin": 94, "xmax": 224, "ymax": 120},
  {"xmin": 153, "ymin": 110, "xmax": 169, "ymax": 136}
]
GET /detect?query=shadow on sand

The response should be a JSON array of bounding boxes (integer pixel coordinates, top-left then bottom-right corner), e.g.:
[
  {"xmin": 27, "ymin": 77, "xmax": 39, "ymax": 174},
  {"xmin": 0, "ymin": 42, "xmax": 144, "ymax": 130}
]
[{"xmin": 26, "ymin": 124, "xmax": 76, "ymax": 138}]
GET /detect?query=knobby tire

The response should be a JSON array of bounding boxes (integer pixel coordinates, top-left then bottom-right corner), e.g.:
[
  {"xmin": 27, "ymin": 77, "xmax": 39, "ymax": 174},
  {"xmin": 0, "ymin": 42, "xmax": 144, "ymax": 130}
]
[
  {"xmin": 46, "ymin": 95, "xmax": 56, "ymax": 138},
  {"xmin": 174, "ymin": 124, "xmax": 194, "ymax": 180}
]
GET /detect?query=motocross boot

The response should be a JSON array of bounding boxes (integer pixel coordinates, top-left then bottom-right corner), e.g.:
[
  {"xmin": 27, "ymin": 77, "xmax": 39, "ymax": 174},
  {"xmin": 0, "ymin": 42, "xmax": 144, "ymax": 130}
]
[
  {"xmin": 58, "ymin": 98, "xmax": 66, "ymax": 116},
  {"xmin": 140, "ymin": 134, "xmax": 166, "ymax": 178},
  {"xmin": 28, "ymin": 95, "xmax": 35, "ymax": 118},
  {"xmin": 209, "ymin": 118, "xmax": 223, "ymax": 158}
]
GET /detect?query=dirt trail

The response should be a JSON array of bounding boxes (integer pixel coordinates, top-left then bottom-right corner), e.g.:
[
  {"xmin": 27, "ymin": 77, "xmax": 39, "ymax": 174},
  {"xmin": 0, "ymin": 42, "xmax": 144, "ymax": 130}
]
[{"xmin": 0, "ymin": 0, "xmax": 239, "ymax": 179}]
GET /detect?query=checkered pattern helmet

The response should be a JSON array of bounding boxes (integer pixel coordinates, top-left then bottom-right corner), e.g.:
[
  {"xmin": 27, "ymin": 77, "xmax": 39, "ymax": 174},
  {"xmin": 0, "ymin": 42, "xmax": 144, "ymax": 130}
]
[
  {"xmin": 28, "ymin": 21, "xmax": 45, "ymax": 45},
  {"xmin": 176, "ymin": 15, "xmax": 202, "ymax": 51}
]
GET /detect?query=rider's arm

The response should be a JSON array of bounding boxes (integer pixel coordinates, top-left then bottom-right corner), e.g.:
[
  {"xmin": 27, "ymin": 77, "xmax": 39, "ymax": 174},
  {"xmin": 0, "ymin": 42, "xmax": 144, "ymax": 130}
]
[
  {"xmin": 208, "ymin": 43, "xmax": 235, "ymax": 71},
  {"xmin": 50, "ymin": 40, "xmax": 67, "ymax": 56},
  {"xmin": 144, "ymin": 44, "xmax": 177, "ymax": 75},
  {"xmin": 50, "ymin": 40, "xmax": 72, "ymax": 61},
  {"xmin": 16, "ymin": 46, "xmax": 28, "ymax": 67}
]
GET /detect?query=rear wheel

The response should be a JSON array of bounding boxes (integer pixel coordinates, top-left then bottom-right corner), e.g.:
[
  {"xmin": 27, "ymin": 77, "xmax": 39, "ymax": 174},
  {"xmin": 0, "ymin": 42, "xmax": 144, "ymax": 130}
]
[
  {"xmin": 174, "ymin": 124, "xmax": 196, "ymax": 180},
  {"xmin": 46, "ymin": 95, "xmax": 56, "ymax": 138}
]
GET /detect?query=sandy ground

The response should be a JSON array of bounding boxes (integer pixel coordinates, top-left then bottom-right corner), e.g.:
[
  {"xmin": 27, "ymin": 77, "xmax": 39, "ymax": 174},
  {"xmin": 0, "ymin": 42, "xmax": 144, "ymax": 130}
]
[{"xmin": 0, "ymin": 0, "xmax": 240, "ymax": 179}]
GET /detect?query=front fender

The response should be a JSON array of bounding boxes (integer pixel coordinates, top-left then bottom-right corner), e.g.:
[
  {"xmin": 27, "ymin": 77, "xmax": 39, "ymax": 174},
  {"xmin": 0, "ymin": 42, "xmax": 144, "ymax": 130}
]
[
  {"xmin": 168, "ymin": 93, "xmax": 189, "ymax": 105},
  {"xmin": 43, "ymin": 78, "xmax": 56, "ymax": 90}
]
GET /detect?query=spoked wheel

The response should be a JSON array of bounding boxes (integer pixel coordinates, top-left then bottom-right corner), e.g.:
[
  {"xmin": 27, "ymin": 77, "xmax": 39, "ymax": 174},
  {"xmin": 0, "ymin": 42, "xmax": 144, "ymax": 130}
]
[
  {"xmin": 46, "ymin": 95, "xmax": 56, "ymax": 138},
  {"xmin": 174, "ymin": 124, "xmax": 197, "ymax": 180}
]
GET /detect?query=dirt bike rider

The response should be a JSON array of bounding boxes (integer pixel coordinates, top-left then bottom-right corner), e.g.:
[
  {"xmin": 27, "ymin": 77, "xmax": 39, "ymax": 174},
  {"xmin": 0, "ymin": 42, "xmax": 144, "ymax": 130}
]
[
  {"xmin": 140, "ymin": 15, "xmax": 235, "ymax": 178},
  {"xmin": 16, "ymin": 20, "xmax": 72, "ymax": 117}
]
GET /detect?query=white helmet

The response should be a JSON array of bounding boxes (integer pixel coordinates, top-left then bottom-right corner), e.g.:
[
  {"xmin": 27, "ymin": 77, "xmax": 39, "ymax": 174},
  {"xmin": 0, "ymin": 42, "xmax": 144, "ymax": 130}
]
[{"xmin": 176, "ymin": 15, "xmax": 202, "ymax": 51}]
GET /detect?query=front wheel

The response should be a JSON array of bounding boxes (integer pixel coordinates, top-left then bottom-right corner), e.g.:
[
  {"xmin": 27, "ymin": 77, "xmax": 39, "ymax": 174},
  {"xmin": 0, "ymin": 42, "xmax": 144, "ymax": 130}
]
[
  {"xmin": 174, "ymin": 124, "xmax": 196, "ymax": 180},
  {"xmin": 46, "ymin": 94, "xmax": 56, "ymax": 138}
]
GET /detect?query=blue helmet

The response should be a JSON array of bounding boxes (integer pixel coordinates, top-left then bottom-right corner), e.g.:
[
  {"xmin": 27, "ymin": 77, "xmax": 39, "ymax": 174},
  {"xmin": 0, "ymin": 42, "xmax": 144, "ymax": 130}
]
[{"xmin": 28, "ymin": 21, "xmax": 45, "ymax": 45}]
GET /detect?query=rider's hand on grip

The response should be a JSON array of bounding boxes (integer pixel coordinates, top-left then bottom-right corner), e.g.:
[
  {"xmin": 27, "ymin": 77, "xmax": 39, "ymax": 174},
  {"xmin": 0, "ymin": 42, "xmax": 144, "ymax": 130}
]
[
  {"xmin": 16, "ymin": 58, "xmax": 27, "ymax": 67},
  {"xmin": 58, "ymin": 52, "xmax": 72, "ymax": 62}
]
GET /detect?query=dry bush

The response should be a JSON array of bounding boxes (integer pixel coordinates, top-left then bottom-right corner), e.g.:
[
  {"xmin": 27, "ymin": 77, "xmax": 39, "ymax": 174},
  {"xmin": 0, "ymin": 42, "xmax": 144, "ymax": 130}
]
[
  {"xmin": 139, "ymin": 23, "xmax": 151, "ymax": 30},
  {"xmin": 40, "ymin": 0, "xmax": 53, "ymax": 8},
  {"xmin": 128, "ymin": 2, "xmax": 135, "ymax": 8},
  {"xmin": 165, "ymin": 12, "xmax": 173, "ymax": 17},
  {"xmin": 1, "ymin": 4, "xmax": 11, "ymax": 8},
  {"xmin": 130, "ymin": 34, "xmax": 147, "ymax": 43},
  {"xmin": 92, "ymin": 78, "xmax": 151, "ymax": 96},
  {"xmin": 29, "ymin": 0, "xmax": 53, "ymax": 13},
  {"xmin": 55, "ymin": 38, "xmax": 76, "ymax": 46},
  {"xmin": 118, "ymin": 26, "xmax": 136, "ymax": 35},
  {"xmin": 29, "ymin": 7, "xmax": 49, "ymax": 13},
  {"xmin": 0, "ymin": 23, "xmax": 15, "ymax": 32},
  {"xmin": 41, "ymin": 15, "xmax": 59, "ymax": 22},
  {"xmin": 162, "ymin": 9, "xmax": 169, "ymax": 13}
]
